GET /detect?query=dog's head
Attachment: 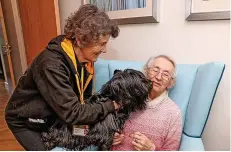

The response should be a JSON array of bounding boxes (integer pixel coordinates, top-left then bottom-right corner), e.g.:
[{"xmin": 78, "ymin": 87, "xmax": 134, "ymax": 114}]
[{"xmin": 100, "ymin": 69, "xmax": 152, "ymax": 112}]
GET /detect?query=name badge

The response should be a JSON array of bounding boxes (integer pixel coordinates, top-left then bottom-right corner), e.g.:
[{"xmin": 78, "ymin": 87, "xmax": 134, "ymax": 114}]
[{"xmin": 72, "ymin": 125, "xmax": 89, "ymax": 136}]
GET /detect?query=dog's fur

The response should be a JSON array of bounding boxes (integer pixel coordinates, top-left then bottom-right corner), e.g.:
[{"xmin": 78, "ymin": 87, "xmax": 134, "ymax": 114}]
[{"xmin": 41, "ymin": 69, "xmax": 152, "ymax": 150}]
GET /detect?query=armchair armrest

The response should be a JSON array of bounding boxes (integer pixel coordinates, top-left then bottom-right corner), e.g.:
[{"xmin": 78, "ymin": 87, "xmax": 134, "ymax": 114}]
[{"xmin": 179, "ymin": 134, "xmax": 204, "ymax": 151}]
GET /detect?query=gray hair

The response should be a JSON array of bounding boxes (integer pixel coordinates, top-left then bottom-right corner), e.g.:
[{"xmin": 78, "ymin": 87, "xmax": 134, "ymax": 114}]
[{"xmin": 143, "ymin": 55, "xmax": 177, "ymax": 80}]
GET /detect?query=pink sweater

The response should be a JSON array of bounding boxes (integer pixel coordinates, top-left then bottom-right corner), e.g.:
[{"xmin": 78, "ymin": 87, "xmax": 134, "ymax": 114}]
[{"xmin": 112, "ymin": 91, "xmax": 182, "ymax": 151}]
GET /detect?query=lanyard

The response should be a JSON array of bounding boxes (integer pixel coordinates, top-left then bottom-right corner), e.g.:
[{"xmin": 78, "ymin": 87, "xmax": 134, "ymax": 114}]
[
  {"xmin": 75, "ymin": 65, "xmax": 94, "ymax": 104},
  {"xmin": 61, "ymin": 38, "xmax": 95, "ymax": 104}
]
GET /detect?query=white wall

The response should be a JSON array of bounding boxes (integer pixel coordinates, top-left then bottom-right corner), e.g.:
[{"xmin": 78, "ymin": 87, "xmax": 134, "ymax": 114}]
[
  {"xmin": 59, "ymin": 0, "xmax": 230, "ymax": 150},
  {"xmin": 58, "ymin": 0, "xmax": 82, "ymax": 34}
]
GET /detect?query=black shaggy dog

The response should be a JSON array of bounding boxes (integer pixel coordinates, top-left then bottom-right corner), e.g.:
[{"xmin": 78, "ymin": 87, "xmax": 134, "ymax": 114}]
[{"xmin": 41, "ymin": 69, "xmax": 152, "ymax": 150}]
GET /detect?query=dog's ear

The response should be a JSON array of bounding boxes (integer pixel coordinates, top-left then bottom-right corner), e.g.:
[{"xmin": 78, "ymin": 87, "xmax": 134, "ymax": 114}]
[{"xmin": 114, "ymin": 69, "xmax": 122, "ymax": 75}]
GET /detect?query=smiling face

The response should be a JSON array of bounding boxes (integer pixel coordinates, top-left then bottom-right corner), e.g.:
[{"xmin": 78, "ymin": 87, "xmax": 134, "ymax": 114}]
[
  {"xmin": 147, "ymin": 57, "xmax": 175, "ymax": 98},
  {"xmin": 78, "ymin": 34, "xmax": 110, "ymax": 62}
]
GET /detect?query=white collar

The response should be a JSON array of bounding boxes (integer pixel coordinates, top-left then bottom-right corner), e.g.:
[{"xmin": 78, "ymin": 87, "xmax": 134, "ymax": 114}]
[{"xmin": 146, "ymin": 91, "xmax": 168, "ymax": 108}]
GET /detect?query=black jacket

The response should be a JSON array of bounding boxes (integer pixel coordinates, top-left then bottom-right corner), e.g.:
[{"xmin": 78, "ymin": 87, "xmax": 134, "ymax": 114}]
[{"xmin": 5, "ymin": 35, "xmax": 114, "ymax": 132}]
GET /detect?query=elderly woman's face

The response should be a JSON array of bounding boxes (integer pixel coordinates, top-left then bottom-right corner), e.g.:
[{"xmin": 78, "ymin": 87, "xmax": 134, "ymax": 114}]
[
  {"xmin": 147, "ymin": 57, "xmax": 174, "ymax": 94},
  {"xmin": 80, "ymin": 34, "xmax": 110, "ymax": 62}
]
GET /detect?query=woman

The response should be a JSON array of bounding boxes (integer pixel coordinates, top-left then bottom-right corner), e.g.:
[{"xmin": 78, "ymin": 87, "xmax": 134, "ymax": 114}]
[
  {"xmin": 112, "ymin": 55, "xmax": 182, "ymax": 151},
  {"xmin": 5, "ymin": 4, "xmax": 120, "ymax": 151}
]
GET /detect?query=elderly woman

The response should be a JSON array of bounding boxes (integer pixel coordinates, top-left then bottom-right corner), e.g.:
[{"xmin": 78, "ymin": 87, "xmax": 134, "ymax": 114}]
[
  {"xmin": 5, "ymin": 4, "xmax": 120, "ymax": 151},
  {"xmin": 112, "ymin": 55, "xmax": 183, "ymax": 151}
]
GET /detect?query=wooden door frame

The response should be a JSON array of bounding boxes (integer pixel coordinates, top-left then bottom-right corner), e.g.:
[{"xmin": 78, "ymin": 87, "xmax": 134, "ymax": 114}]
[
  {"xmin": 0, "ymin": 0, "xmax": 16, "ymax": 89},
  {"xmin": 10, "ymin": 0, "xmax": 27, "ymax": 72},
  {"xmin": 54, "ymin": 0, "xmax": 61, "ymax": 35}
]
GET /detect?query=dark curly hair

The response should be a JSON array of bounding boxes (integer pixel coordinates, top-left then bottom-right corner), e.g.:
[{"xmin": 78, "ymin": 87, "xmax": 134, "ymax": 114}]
[{"xmin": 64, "ymin": 4, "xmax": 120, "ymax": 47}]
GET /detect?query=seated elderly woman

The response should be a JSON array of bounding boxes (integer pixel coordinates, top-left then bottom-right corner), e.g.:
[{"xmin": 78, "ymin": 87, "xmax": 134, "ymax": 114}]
[{"xmin": 111, "ymin": 55, "xmax": 183, "ymax": 151}]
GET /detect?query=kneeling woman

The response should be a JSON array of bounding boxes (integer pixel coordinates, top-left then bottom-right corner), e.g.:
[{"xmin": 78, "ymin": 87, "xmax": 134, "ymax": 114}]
[{"xmin": 5, "ymin": 4, "xmax": 120, "ymax": 151}]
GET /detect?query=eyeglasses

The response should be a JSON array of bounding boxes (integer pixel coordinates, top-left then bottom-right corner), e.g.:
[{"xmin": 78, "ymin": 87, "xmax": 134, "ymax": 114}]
[{"xmin": 147, "ymin": 67, "xmax": 173, "ymax": 81}]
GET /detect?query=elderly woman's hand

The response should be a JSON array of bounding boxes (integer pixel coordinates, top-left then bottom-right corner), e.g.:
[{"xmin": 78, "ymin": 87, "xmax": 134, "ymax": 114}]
[
  {"xmin": 130, "ymin": 132, "xmax": 155, "ymax": 151},
  {"xmin": 112, "ymin": 132, "xmax": 125, "ymax": 145}
]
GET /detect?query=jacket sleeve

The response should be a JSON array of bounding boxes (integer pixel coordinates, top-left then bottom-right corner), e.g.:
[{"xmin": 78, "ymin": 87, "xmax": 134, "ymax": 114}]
[{"xmin": 33, "ymin": 59, "xmax": 115, "ymax": 125}]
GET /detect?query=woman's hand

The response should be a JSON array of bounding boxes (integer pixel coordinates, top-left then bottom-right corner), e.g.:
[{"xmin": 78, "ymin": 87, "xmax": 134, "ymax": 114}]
[
  {"xmin": 130, "ymin": 132, "xmax": 155, "ymax": 151},
  {"xmin": 112, "ymin": 132, "xmax": 125, "ymax": 145}
]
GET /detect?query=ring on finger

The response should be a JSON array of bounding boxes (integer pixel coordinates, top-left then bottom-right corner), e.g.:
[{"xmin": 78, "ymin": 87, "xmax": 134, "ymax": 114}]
[{"xmin": 134, "ymin": 138, "xmax": 138, "ymax": 143}]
